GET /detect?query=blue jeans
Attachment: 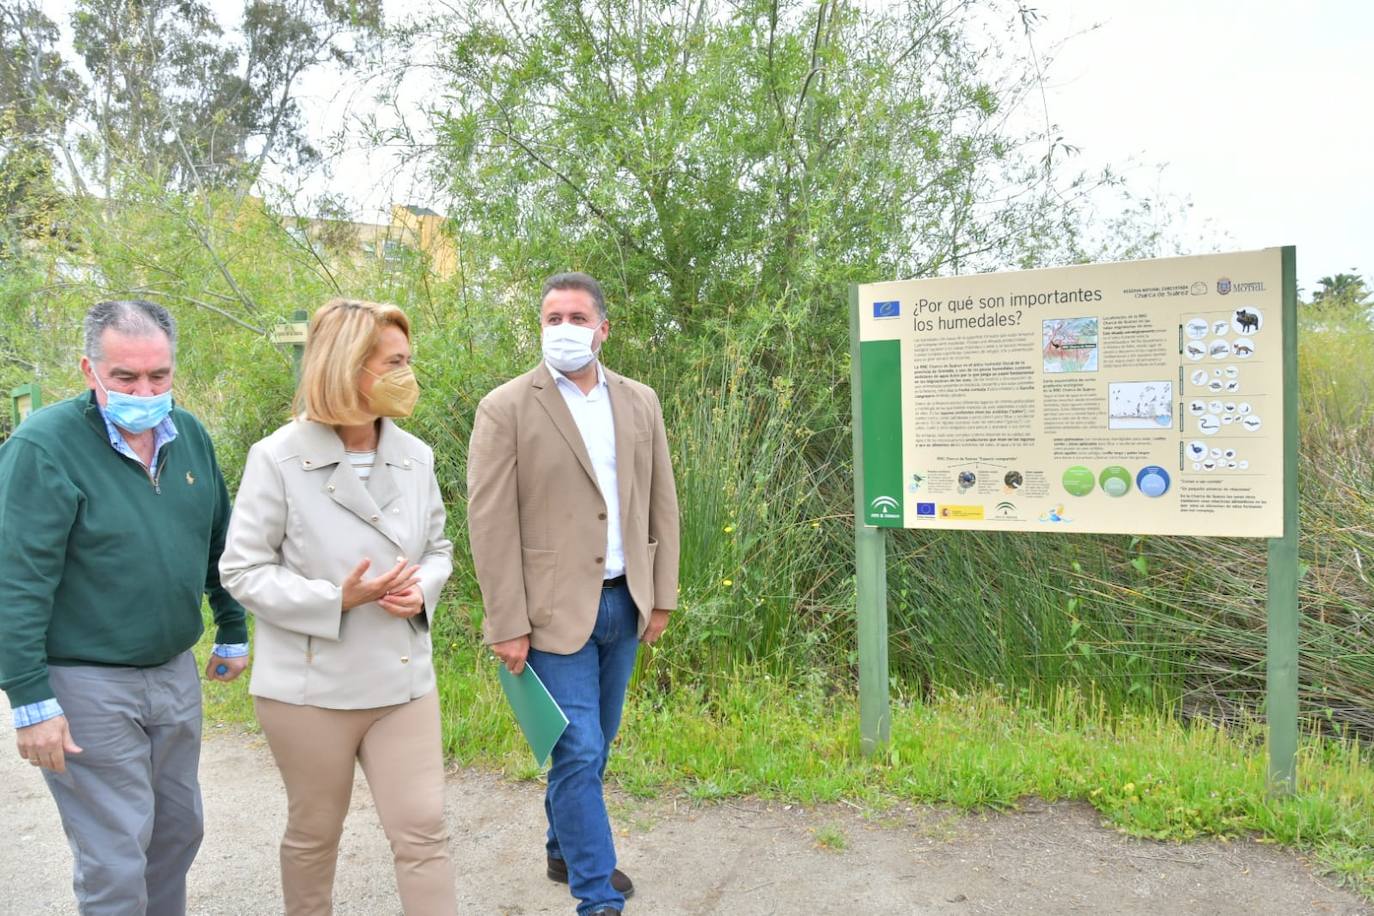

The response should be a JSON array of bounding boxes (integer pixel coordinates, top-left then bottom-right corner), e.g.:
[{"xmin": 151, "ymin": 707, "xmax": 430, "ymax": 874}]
[{"xmin": 527, "ymin": 580, "xmax": 640, "ymax": 915}]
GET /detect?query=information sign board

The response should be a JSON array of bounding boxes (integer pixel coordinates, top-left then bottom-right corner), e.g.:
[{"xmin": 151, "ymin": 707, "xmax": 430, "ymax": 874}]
[
  {"xmin": 855, "ymin": 249, "xmax": 1286, "ymax": 537},
  {"xmin": 270, "ymin": 321, "xmax": 309, "ymax": 345}
]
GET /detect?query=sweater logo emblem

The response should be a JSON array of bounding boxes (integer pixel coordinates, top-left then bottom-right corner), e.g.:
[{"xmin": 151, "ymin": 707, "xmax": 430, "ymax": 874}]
[{"xmin": 185, "ymin": 472, "xmax": 196, "ymax": 485}]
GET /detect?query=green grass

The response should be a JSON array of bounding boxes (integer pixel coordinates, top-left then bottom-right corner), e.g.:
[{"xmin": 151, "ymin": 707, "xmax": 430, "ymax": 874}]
[
  {"xmin": 607, "ymin": 670, "xmax": 1374, "ymax": 896},
  {"xmin": 196, "ymin": 622, "xmax": 1374, "ymax": 900},
  {"xmin": 811, "ymin": 823, "xmax": 848, "ymax": 851}
]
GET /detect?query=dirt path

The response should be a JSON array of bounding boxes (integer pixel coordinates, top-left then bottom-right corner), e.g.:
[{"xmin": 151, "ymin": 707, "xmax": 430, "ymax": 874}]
[{"xmin": 1, "ymin": 700, "xmax": 1367, "ymax": 915}]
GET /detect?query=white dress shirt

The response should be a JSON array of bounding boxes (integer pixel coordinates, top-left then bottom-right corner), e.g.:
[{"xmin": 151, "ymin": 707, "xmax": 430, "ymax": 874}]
[{"xmin": 547, "ymin": 360, "xmax": 625, "ymax": 579}]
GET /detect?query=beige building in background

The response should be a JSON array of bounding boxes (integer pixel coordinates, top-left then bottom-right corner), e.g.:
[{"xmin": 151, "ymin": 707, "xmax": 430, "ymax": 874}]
[
  {"xmin": 288, "ymin": 203, "xmax": 459, "ymax": 280},
  {"xmin": 388, "ymin": 205, "xmax": 458, "ymax": 277}
]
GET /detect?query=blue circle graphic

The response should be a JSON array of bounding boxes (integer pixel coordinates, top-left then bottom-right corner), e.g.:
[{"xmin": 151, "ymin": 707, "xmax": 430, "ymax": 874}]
[{"xmin": 1136, "ymin": 466, "xmax": 1170, "ymax": 498}]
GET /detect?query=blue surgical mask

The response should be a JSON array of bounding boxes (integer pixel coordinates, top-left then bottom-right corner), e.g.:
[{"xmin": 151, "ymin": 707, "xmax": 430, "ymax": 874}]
[{"xmin": 93, "ymin": 371, "xmax": 173, "ymax": 433}]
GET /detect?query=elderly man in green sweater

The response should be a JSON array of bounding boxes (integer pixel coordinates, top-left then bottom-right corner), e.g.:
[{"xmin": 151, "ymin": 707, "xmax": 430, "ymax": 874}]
[{"xmin": 0, "ymin": 300, "xmax": 249, "ymax": 916}]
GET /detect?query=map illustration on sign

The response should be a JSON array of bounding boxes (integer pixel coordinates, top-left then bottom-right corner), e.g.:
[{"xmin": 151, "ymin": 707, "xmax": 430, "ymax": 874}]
[{"xmin": 1041, "ymin": 317, "xmax": 1099, "ymax": 372}]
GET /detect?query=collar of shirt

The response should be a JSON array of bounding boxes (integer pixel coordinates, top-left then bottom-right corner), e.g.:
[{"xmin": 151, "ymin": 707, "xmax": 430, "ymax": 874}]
[
  {"xmin": 98, "ymin": 404, "xmax": 179, "ymax": 469},
  {"xmin": 546, "ymin": 360, "xmax": 607, "ymax": 399}
]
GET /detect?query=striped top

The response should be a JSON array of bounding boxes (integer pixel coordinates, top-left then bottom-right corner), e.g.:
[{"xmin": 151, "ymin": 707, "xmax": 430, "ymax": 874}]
[{"xmin": 346, "ymin": 450, "xmax": 377, "ymax": 482}]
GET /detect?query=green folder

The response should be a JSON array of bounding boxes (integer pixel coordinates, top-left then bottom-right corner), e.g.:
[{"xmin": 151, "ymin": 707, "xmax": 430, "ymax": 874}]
[{"xmin": 497, "ymin": 661, "xmax": 569, "ymax": 767}]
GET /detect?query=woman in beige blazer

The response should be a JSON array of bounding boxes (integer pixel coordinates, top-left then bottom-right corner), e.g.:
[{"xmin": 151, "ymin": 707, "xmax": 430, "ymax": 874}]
[{"xmin": 220, "ymin": 299, "xmax": 456, "ymax": 916}]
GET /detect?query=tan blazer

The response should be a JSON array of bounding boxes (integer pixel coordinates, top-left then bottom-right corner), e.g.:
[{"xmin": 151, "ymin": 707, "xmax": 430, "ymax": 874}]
[
  {"xmin": 220, "ymin": 419, "xmax": 453, "ymax": 708},
  {"xmin": 467, "ymin": 363, "xmax": 680, "ymax": 653}
]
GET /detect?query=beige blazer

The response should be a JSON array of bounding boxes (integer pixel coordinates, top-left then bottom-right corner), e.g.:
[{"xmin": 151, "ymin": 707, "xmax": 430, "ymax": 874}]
[
  {"xmin": 220, "ymin": 419, "xmax": 453, "ymax": 708},
  {"xmin": 467, "ymin": 363, "xmax": 680, "ymax": 654}
]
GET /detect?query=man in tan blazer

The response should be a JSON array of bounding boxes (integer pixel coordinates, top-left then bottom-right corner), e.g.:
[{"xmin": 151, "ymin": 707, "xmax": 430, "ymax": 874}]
[{"xmin": 468, "ymin": 272, "xmax": 679, "ymax": 916}]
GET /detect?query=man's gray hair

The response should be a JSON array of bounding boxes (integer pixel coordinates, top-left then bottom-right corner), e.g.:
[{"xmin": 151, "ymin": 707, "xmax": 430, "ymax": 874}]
[
  {"xmin": 83, "ymin": 300, "xmax": 178, "ymax": 363},
  {"xmin": 541, "ymin": 272, "xmax": 607, "ymax": 321}
]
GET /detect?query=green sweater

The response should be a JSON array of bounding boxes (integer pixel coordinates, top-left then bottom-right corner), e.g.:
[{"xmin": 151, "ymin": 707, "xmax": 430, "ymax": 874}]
[{"xmin": 0, "ymin": 392, "xmax": 247, "ymax": 708}]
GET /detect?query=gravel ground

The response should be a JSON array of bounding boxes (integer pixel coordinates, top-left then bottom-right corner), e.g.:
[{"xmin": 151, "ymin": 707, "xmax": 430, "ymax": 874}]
[{"xmin": 2, "ymin": 696, "xmax": 1368, "ymax": 916}]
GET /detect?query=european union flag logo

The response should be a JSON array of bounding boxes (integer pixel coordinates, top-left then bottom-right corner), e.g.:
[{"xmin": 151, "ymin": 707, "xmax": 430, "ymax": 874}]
[
  {"xmin": 916, "ymin": 502, "xmax": 936, "ymax": 516},
  {"xmin": 872, "ymin": 300, "xmax": 900, "ymax": 319}
]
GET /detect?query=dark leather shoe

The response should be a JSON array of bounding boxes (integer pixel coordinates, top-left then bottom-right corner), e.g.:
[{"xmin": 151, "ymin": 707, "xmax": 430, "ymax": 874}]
[{"xmin": 546, "ymin": 855, "xmax": 635, "ymax": 898}]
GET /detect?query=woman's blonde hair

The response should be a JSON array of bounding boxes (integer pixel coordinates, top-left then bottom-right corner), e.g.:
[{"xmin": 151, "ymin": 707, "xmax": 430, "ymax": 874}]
[{"xmin": 293, "ymin": 298, "xmax": 411, "ymax": 425}]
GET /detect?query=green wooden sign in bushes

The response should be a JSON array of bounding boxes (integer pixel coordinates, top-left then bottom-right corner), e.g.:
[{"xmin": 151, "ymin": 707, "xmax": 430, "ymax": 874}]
[{"xmin": 10, "ymin": 382, "xmax": 41, "ymax": 429}]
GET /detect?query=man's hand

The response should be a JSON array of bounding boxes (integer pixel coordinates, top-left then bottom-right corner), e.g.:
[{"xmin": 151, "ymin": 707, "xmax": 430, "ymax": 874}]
[
  {"xmin": 206, "ymin": 653, "xmax": 249, "ymax": 682},
  {"xmin": 491, "ymin": 635, "xmax": 530, "ymax": 674},
  {"xmin": 341, "ymin": 558, "xmax": 421, "ymax": 611},
  {"xmin": 641, "ymin": 608, "xmax": 671, "ymax": 645},
  {"xmin": 16, "ymin": 715, "xmax": 82, "ymax": 774},
  {"xmin": 378, "ymin": 586, "xmax": 424, "ymax": 619}
]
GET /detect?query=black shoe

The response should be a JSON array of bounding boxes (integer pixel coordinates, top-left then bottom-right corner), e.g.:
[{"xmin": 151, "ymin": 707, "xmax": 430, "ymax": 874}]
[
  {"xmin": 546, "ymin": 856, "xmax": 635, "ymax": 899},
  {"xmin": 588, "ymin": 910, "xmax": 621, "ymax": 915}
]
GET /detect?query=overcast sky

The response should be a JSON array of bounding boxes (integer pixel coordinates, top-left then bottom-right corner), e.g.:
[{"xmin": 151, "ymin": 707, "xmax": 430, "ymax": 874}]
[{"xmin": 1030, "ymin": 0, "xmax": 1371, "ymax": 293}]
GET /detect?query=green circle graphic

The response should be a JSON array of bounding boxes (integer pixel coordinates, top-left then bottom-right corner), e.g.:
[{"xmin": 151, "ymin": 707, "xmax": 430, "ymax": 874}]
[
  {"xmin": 1099, "ymin": 466, "xmax": 1132, "ymax": 497},
  {"xmin": 1062, "ymin": 466, "xmax": 1095, "ymax": 497}
]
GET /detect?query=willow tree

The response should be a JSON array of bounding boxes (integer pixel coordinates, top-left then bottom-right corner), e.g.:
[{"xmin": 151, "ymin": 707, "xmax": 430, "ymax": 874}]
[{"xmin": 423, "ymin": 0, "xmax": 1116, "ymax": 361}]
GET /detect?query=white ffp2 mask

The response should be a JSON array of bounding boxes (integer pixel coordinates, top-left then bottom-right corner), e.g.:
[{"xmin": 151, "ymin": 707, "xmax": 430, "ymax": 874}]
[{"xmin": 542, "ymin": 322, "xmax": 601, "ymax": 373}]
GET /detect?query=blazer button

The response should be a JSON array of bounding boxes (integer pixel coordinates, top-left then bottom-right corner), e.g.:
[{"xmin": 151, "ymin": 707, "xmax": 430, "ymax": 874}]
[
  {"xmin": 598, "ymin": 512, "xmax": 607, "ymax": 521},
  {"xmin": 395, "ymin": 555, "xmax": 405, "ymax": 563},
  {"xmin": 595, "ymin": 556, "xmax": 604, "ymax": 564},
  {"xmin": 371, "ymin": 514, "xmax": 380, "ymax": 522},
  {"xmin": 400, "ymin": 656, "xmax": 410, "ymax": 664},
  {"xmin": 327, "ymin": 484, "xmax": 335, "ymax": 492},
  {"xmin": 302, "ymin": 459, "xmax": 313, "ymax": 468}
]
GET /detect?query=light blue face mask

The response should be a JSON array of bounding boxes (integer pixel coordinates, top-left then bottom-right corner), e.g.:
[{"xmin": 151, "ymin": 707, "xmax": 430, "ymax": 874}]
[{"xmin": 93, "ymin": 371, "xmax": 173, "ymax": 433}]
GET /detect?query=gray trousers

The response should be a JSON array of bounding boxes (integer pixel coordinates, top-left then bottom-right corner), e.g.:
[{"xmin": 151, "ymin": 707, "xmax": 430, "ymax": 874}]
[{"xmin": 43, "ymin": 650, "xmax": 204, "ymax": 916}]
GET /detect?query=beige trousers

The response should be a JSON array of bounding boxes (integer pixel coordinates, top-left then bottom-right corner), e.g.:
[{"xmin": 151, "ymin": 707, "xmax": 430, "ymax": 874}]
[{"xmin": 255, "ymin": 690, "xmax": 457, "ymax": 916}]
